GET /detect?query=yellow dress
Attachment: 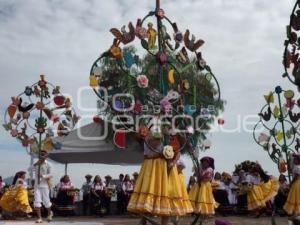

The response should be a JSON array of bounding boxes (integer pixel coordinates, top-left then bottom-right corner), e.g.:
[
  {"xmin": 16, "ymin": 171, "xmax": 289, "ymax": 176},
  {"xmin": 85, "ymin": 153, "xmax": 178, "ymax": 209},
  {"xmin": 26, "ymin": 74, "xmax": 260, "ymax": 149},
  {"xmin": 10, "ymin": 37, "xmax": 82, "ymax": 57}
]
[
  {"xmin": 284, "ymin": 179, "xmax": 300, "ymax": 215},
  {"xmin": 0, "ymin": 185, "xmax": 32, "ymax": 213},
  {"xmin": 189, "ymin": 168, "xmax": 218, "ymax": 215},
  {"xmin": 127, "ymin": 157, "xmax": 192, "ymax": 216},
  {"xmin": 177, "ymin": 172, "xmax": 193, "ymax": 214},
  {"xmin": 247, "ymin": 184, "xmax": 265, "ymax": 210},
  {"xmin": 260, "ymin": 176, "xmax": 279, "ymax": 202}
]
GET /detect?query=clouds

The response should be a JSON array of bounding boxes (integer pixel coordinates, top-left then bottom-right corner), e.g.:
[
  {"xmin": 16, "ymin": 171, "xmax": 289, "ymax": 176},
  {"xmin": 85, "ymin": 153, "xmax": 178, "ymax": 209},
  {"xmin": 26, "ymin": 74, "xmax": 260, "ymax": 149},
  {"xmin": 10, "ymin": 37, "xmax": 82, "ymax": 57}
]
[{"xmin": 0, "ymin": 0, "xmax": 297, "ymax": 185}]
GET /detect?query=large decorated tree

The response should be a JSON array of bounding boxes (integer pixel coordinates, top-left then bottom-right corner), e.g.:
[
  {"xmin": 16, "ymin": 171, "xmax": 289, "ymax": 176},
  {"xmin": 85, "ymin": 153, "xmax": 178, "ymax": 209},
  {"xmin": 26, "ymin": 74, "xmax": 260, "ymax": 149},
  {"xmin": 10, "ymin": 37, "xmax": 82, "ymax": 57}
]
[{"xmin": 89, "ymin": 0, "xmax": 224, "ymax": 166}]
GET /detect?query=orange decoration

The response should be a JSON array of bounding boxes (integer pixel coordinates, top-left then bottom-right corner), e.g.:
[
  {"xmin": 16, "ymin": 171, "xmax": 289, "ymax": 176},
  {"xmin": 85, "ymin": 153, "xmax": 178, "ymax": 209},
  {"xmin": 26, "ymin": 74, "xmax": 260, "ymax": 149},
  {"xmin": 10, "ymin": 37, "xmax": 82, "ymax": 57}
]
[
  {"xmin": 7, "ymin": 104, "xmax": 17, "ymax": 118},
  {"xmin": 110, "ymin": 45, "xmax": 122, "ymax": 59},
  {"xmin": 279, "ymin": 159, "xmax": 287, "ymax": 173},
  {"xmin": 36, "ymin": 102, "xmax": 45, "ymax": 110}
]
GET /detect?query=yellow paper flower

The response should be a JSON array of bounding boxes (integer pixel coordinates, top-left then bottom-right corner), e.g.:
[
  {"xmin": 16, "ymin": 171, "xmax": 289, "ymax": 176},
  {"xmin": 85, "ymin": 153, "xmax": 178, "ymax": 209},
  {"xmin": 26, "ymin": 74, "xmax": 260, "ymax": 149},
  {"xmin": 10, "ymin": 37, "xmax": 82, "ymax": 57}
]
[
  {"xmin": 163, "ymin": 145, "xmax": 174, "ymax": 159},
  {"xmin": 110, "ymin": 45, "xmax": 122, "ymax": 58}
]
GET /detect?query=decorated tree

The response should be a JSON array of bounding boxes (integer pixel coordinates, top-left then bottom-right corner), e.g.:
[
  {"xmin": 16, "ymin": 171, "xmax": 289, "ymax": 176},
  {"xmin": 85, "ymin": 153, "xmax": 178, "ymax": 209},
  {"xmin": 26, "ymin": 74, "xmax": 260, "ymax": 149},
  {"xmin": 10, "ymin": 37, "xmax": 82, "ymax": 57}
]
[
  {"xmin": 89, "ymin": 0, "xmax": 224, "ymax": 169},
  {"xmin": 2, "ymin": 75, "xmax": 79, "ymax": 180},
  {"xmin": 283, "ymin": 0, "xmax": 300, "ymax": 90},
  {"xmin": 253, "ymin": 86, "xmax": 300, "ymax": 183}
]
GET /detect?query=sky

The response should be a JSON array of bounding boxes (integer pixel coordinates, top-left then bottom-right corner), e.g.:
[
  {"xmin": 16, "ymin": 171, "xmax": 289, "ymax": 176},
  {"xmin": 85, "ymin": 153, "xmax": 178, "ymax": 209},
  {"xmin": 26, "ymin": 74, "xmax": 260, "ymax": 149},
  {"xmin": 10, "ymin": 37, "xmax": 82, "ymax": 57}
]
[{"xmin": 0, "ymin": 0, "xmax": 298, "ymax": 187}]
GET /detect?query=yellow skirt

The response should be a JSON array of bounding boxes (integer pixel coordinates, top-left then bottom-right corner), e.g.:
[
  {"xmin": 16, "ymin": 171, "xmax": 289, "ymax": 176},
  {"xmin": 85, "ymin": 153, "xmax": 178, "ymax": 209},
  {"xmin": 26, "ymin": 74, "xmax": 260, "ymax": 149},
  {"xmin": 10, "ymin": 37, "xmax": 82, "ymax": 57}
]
[
  {"xmin": 260, "ymin": 177, "xmax": 279, "ymax": 202},
  {"xmin": 247, "ymin": 184, "xmax": 265, "ymax": 210},
  {"xmin": 284, "ymin": 179, "xmax": 300, "ymax": 215},
  {"xmin": 127, "ymin": 158, "xmax": 192, "ymax": 216},
  {"xmin": 177, "ymin": 173, "xmax": 193, "ymax": 214},
  {"xmin": 0, "ymin": 186, "xmax": 32, "ymax": 213},
  {"xmin": 189, "ymin": 181, "xmax": 218, "ymax": 215}
]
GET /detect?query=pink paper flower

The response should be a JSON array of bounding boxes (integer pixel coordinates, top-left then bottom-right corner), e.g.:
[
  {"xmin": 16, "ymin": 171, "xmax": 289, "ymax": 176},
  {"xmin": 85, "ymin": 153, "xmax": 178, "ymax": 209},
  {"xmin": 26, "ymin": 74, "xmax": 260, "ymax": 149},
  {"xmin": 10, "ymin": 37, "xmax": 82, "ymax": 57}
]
[
  {"xmin": 137, "ymin": 75, "xmax": 149, "ymax": 88},
  {"xmin": 160, "ymin": 97, "xmax": 172, "ymax": 112}
]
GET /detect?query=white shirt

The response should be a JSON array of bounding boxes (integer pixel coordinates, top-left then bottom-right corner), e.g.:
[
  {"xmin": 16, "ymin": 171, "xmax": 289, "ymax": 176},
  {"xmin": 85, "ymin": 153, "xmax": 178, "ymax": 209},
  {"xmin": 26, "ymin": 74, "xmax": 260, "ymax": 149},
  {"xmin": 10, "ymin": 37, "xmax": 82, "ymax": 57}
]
[
  {"xmin": 92, "ymin": 183, "xmax": 104, "ymax": 191},
  {"xmin": 122, "ymin": 181, "xmax": 134, "ymax": 192},
  {"xmin": 246, "ymin": 174, "xmax": 261, "ymax": 185},
  {"xmin": 214, "ymin": 181, "xmax": 226, "ymax": 190},
  {"xmin": 29, "ymin": 160, "xmax": 53, "ymax": 188},
  {"xmin": 57, "ymin": 181, "xmax": 73, "ymax": 190}
]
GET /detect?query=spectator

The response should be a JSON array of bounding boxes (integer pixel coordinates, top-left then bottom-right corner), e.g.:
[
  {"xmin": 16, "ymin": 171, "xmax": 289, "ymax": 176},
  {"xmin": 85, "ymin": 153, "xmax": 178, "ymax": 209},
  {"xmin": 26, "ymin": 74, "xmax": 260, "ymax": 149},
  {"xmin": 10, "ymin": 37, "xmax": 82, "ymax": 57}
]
[
  {"xmin": 274, "ymin": 174, "xmax": 289, "ymax": 215},
  {"xmin": 132, "ymin": 172, "xmax": 139, "ymax": 188},
  {"xmin": 116, "ymin": 174, "xmax": 125, "ymax": 214},
  {"xmin": 90, "ymin": 175, "xmax": 104, "ymax": 216},
  {"xmin": 81, "ymin": 174, "xmax": 93, "ymax": 216},
  {"xmin": 213, "ymin": 172, "xmax": 230, "ymax": 214},
  {"xmin": 103, "ymin": 175, "xmax": 114, "ymax": 215},
  {"xmin": 122, "ymin": 174, "xmax": 134, "ymax": 209},
  {"xmin": 56, "ymin": 175, "xmax": 75, "ymax": 216}
]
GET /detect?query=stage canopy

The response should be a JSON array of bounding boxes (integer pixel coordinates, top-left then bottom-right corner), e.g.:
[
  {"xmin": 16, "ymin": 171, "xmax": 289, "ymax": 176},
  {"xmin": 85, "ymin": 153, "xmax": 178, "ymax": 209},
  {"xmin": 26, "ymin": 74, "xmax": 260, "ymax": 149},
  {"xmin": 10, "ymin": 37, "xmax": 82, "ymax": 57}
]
[{"xmin": 48, "ymin": 122, "xmax": 143, "ymax": 165}]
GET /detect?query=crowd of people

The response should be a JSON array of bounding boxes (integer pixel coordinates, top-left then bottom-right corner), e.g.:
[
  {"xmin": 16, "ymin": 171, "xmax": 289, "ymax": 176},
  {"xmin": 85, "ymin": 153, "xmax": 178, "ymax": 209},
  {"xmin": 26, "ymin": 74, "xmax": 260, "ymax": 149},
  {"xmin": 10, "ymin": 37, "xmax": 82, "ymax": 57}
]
[{"xmin": 0, "ymin": 151, "xmax": 299, "ymax": 224}]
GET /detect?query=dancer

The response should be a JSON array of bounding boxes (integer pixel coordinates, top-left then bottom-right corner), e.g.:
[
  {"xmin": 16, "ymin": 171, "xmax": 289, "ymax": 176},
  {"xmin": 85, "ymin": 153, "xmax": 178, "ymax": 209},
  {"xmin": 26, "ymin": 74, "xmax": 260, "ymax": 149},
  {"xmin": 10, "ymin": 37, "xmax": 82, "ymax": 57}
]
[
  {"xmin": 189, "ymin": 156, "xmax": 218, "ymax": 222},
  {"xmin": 31, "ymin": 151, "xmax": 53, "ymax": 223},
  {"xmin": 246, "ymin": 164, "xmax": 265, "ymax": 217},
  {"xmin": 274, "ymin": 174, "xmax": 289, "ymax": 215},
  {"xmin": 0, "ymin": 171, "xmax": 32, "ymax": 216},
  {"xmin": 176, "ymin": 159, "xmax": 193, "ymax": 213},
  {"xmin": 127, "ymin": 132, "xmax": 192, "ymax": 225},
  {"xmin": 256, "ymin": 165, "xmax": 279, "ymax": 211},
  {"xmin": 284, "ymin": 153, "xmax": 300, "ymax": 216}
]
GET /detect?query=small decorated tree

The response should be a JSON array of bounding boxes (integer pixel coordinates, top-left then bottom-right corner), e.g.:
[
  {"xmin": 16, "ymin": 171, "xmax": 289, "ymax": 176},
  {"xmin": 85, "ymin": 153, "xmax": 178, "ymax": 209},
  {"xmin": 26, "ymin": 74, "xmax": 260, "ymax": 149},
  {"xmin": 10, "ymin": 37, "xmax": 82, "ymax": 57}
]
[
  {"xmin": 2, "ymin": 75, "xmax": 79, "ymax": 181},
  {"xmin": 253, "ymin": 86, "xmax": 300, "ymax": 183}
]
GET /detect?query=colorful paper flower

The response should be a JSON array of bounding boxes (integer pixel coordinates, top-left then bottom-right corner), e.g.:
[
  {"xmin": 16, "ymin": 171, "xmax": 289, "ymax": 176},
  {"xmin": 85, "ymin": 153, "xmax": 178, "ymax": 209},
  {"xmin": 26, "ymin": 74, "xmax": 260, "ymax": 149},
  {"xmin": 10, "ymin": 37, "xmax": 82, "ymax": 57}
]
[
  {"xmin": 136, "ymin": 75, "xmax": 149, "ymax": 88},
  {"xmin": 133, "ymin": 101, "xmax": 143, "ymax": 114},
  {"xmin": 160, "ymin": 97, "xmax": 172, "ymax": 112},
  {"xmin": 163, "ymin": 145, "xmax": 174, "ymax": 159},
  {"xmin": 110, "ymin": 45, "xmax": 122, "ymax": 59}
]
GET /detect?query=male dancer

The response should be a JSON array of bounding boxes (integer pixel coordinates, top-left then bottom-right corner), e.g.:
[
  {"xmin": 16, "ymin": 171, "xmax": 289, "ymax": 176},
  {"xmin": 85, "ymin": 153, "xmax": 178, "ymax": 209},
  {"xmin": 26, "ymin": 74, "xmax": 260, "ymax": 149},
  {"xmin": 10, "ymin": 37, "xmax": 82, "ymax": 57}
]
[{"xmin": 31, "ymin": 150, "xmax": 53, "ymax": 223}]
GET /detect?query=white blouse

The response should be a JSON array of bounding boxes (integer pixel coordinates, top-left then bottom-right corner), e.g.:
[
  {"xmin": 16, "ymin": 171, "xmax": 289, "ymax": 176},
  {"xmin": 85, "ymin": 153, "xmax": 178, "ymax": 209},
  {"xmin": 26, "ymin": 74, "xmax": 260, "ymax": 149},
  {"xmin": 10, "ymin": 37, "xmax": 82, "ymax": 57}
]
[
  {"xmin": 246, "ymin": 174, "xmax": 261, "ymax": 185},
  {"xmin": 92, "ymin": 183, "xmax": 104, "ymax": 191},
  {"xmin": 122, "ymin": 181, "xmax": 134, "ymax": 192},
  {"xmin": 293, "ymin": 165, "xmax": 300, "ymax": 176}
]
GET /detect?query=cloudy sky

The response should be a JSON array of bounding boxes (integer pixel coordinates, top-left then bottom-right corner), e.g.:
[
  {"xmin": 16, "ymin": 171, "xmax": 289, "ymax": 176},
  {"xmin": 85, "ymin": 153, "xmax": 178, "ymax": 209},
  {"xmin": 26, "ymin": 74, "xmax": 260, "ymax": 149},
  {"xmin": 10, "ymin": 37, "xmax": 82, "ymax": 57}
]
[{"xmin": 0, "ymin": 0, "xmax": 297, "ymax": 187}]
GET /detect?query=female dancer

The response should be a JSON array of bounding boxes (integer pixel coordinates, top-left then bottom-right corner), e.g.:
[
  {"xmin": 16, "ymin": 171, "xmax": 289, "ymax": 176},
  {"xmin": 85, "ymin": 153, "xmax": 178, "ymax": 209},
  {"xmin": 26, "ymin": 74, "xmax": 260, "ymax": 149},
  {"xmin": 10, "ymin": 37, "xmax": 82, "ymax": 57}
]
[
  {"xmin": 0, "ymin": 171, "xmax": 32, "ymax": 217},
  {"xmin": 127, "ymin": 132, "xmax": 192, "ymax": 225},
  {"xmin": 284, "ymin": 153, "xmax": 300, "ymax": 216},
  {"xmin": 189, "ymin": 157, "xmax": 218, "ymax": 222}
]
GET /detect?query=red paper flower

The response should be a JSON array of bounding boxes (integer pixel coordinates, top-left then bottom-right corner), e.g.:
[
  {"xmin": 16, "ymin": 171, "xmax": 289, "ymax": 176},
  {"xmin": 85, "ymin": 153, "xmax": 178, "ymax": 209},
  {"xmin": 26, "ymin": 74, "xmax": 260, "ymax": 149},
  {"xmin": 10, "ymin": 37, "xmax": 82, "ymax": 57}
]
[{"xmin": 136, "ymin": 75, "xmax": 149, "ymax": 88}]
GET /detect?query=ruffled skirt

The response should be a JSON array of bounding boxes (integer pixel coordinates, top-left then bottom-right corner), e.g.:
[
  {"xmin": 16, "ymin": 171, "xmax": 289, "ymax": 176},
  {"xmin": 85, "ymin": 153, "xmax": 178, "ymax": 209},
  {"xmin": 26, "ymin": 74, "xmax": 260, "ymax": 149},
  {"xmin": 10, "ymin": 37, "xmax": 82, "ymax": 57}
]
[
  {"xmin": 247, "ymin": 184, "xmax": 265, "ymax": 210},
  {"xmin": 284, "ymin": 179, "xmax": 300, "ymax": 215},
  {"xmin": 0, "ymin": 186, "xmax": 32, "ymax": 213},
  {"xmin": 189, "ymin": 181, "xmax": 218, "ymax": 215},
  {"xmin": 127, "ymin": 158, "xmax": 193, "ymax": 216},
  {"xmin": 260, "ymin": 177, "xmax": 279, "ymax": 202}
]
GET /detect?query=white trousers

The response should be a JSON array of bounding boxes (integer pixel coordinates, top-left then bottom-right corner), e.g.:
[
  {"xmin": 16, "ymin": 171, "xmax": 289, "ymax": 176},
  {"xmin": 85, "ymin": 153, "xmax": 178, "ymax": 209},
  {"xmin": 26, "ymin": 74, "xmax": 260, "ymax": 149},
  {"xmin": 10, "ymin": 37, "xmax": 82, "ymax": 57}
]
[{"xmin": 34, "ymin": 187, "xmax": 52, "ymax": 208}]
